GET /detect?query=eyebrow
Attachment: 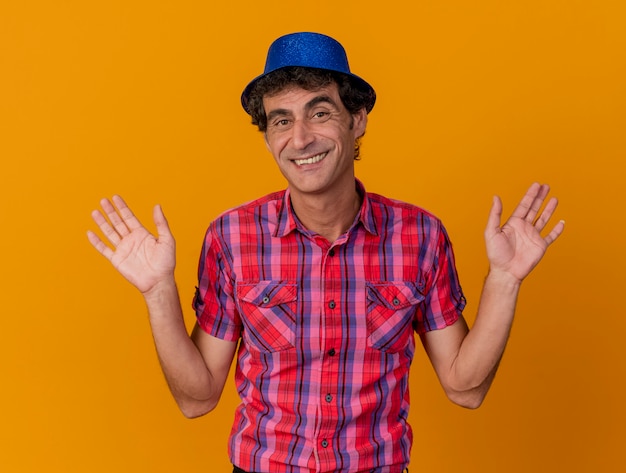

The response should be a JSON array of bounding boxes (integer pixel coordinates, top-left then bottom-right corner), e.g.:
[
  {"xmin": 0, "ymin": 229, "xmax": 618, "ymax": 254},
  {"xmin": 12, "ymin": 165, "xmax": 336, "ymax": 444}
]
[
  {"xmin": 266, "ymin": 94, "xmax": 339, "ymax": 123},
  {"xmin": 266, "ymin": 108, "xmax": 291, "ymax": 123},
  {"xmin": 306, "ymin": 94, "xmax": 338, "ymax": 110}
]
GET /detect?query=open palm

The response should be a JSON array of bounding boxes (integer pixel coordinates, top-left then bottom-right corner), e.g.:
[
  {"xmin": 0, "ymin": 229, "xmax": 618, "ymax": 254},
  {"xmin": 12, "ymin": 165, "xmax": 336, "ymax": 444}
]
[
  {"xmin": 485, "ymin": 183, "xmax": 564, "ymax": 282},
  {"xmin": 87, "ymin": 195, "xmax": 176, "ymax": 294}
]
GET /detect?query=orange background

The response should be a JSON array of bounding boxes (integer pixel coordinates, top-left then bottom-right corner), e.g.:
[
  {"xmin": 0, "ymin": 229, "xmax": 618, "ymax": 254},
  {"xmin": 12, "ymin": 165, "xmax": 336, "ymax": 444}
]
[{"xmin": 1, "ymin": 1, "xmax": 624, "ymax": 471}]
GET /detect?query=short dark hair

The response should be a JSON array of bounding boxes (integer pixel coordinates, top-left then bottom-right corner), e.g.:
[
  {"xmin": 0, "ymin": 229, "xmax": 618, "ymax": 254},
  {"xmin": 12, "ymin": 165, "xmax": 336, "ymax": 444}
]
[{"xmin": 246, "ymin": 67, "xmax": 374, "ymax": 159}]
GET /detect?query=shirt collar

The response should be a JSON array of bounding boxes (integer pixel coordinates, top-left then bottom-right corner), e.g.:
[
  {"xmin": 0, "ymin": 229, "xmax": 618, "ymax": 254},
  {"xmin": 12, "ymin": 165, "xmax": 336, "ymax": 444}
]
[{"xmin": 274, "ymin": 179, "xmax": 378, "ymax": 238}]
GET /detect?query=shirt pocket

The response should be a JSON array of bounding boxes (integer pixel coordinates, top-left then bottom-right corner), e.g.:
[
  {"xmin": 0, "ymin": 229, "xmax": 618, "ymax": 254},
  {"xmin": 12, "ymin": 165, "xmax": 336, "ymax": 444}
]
[
  {"xmin": 236, "ymin": 281, "xmax": 298, "ymax": 352},
  {"xmin": 366, "ymin": 282, "xmax": 425, "ymax": 353}
]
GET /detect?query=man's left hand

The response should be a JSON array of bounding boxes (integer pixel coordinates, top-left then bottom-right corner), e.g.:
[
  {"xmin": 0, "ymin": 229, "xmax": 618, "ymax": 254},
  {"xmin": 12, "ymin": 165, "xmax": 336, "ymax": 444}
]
[{"xmin": 485, "ymin": 182, "xmax": 565, "ymax": 283}]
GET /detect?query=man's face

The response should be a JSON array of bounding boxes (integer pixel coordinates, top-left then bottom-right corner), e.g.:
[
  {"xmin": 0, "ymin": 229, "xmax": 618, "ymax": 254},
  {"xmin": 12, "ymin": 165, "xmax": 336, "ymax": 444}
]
[{"xmin": 263, "ymin": 82, "xmax": 367, "ymax": 200}]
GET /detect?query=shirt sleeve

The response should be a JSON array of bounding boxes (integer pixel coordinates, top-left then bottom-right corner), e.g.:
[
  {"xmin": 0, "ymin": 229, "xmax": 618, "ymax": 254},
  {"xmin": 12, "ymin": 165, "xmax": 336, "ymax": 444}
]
[
  {"xmin": 415, "ymin": 219, "xmax": 466, "ymax": 333},
  {"xmin": 192, "ymin": 222, "xmax": 242, "ymax": 342}
]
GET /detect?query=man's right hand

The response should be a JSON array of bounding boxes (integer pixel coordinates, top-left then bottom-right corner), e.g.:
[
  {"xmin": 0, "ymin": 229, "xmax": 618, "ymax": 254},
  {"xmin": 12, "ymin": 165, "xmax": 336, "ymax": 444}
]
[
  {"xmin": 88, "ymin": 198, "xmax": 234, "ymax": 417},
  {"xmin": 87, "ymin": 196, "xmax": 176, "ymax": 295}
]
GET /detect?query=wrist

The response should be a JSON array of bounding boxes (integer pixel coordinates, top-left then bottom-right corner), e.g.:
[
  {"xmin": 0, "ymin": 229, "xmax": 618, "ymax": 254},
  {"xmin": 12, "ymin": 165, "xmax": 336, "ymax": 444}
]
[
  {"xmin": 485, "ymin": 267, "xmax": 523, "ymax": 289},
  {"xmin": 142, "ymin": 276, "xmax": 185, "ymax": 326},
  {"xmin": 142, "ymin": 275, "xmax": 177, "ymax": 302}
]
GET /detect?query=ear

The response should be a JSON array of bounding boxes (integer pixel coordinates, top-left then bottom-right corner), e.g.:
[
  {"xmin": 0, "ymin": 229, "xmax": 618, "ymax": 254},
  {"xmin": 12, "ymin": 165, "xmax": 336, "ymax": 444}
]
[{"xmin": 352, "ymin": 107, "xmax": 368, "ymax": 139}]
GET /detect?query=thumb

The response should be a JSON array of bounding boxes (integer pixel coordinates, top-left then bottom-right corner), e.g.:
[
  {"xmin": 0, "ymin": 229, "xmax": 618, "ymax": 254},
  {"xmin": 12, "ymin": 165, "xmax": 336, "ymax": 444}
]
[
  {"xmin": 153, "ymin": 204, "xmax": 174, "ymax": 242},
  {"xmin": 485, "ymin": 195, "xmax": 503, "ymax": 239}
]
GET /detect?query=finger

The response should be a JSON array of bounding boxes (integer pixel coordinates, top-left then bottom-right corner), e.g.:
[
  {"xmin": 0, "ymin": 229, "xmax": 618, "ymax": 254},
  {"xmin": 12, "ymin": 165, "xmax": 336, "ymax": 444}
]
[
  {"xmin": 111, "ymin": 195, "xmax": 145, "ymax": 232},
  {"xmin": 533, "ymin": 196, "xmax": 558, "ymax": 232},
  {"xmin": 91, "ymin": 208, "xmax": 121, "ymax": 247},
  {"xmin": 100, "ymin": 197, "xmax": 131, "ymax": 239},
  {"xmin": 509, "ymin": 182, "xmax": 542, "ymax": 221},
  {"xmin": 544, "ymin": 219, "xmax": 565, "ymax": 246},
  {"xmin": 153, "ymin": 204, "xmax": 174, "ymax": 242},
  {"xmin": 525, "ymin": 184, "xmax": 550, "ymax": 223},
  {"xmin": 485, "ymin": 195, "xmax": 503, "ymax": 238},
  {"xmin": 86, "ymin": 230, "xmax": 115, "ymax": 261}
]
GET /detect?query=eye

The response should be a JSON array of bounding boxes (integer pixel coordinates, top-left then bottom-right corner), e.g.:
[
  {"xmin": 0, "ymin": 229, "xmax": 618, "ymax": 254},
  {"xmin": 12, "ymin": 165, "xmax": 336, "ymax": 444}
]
[
  {"xmin": 271, "ymin": 118, "xmax": 291, "ymax": 128},
  {"xmin": 312, "ymin": 111, "xmax": 331, "ymax": 121}
]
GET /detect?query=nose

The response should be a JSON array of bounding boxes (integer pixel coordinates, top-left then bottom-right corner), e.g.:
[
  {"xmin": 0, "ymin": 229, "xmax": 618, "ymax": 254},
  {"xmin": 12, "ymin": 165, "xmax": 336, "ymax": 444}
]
[{"xmin": 290, "ymin": 119, "xmax": 315, "ymax": 150}]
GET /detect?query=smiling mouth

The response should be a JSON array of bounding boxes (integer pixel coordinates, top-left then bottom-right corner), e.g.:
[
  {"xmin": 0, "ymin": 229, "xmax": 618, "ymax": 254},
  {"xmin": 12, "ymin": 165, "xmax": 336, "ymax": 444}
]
[{"xmin": 293, "ymin": 152, "xmax": 327, "ymax": 166}]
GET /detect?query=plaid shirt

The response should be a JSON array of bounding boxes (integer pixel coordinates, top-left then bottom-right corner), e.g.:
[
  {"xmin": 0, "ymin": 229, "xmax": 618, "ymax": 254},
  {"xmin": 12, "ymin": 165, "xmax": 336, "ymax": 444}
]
[{"xmin": 194, "ymin": 181, "xmax": 465, "ymax": 473}]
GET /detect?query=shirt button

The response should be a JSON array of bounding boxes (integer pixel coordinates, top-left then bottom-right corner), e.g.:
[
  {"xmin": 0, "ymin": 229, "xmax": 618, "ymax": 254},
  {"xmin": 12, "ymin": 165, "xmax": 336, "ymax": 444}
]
[
  {"xmin": 262, "ymin": 295, "xmax": 270, "ymax": 304},
  {"xmin": 328, "ymin": 300, "xmax": 336, "ymax": 309},
  {"xmin": 325, "ymin": 393, "xmax": 333, "ymax": 402},
  {"xmin": 392, "ymin": 297, "xmax": 400, "ymax": 306},
  {"xmin": 321, "ymin": 439, "xmax": 329, "ymax": 448},
  {"xmin": 329, "ymin": 248, "xmax": 335, "ymax": 256},
  {"xmin": 328, "ymin": 348, "xmax": 336, "ymax": 356}
]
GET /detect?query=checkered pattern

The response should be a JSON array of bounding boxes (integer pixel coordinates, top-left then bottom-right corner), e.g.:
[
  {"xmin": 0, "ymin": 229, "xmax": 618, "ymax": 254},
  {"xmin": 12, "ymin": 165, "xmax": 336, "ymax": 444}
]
[{"xmin": 194, "ymin": 181, "xmax": 465, "ymax": 473}]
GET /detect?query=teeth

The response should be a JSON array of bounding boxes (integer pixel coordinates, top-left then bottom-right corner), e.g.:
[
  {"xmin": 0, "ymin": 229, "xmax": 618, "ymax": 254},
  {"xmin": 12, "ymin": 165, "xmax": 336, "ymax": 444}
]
[{"xmin": 294, "ymin": 153, "xmax": 326, "ymax": 166}]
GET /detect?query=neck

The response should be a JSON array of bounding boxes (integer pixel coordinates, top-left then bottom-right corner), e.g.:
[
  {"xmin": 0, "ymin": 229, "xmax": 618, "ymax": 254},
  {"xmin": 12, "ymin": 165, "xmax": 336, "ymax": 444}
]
[{"xmin": 289, "ymin": 184, "xmax": 361, "ymax": 243}]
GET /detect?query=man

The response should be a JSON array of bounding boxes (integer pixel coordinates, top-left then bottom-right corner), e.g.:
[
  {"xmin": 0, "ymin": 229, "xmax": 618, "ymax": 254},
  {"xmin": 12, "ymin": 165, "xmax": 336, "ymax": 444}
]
[{"xmin": 87, "ymin": 32, "xmax": 564, "ymax": 473}]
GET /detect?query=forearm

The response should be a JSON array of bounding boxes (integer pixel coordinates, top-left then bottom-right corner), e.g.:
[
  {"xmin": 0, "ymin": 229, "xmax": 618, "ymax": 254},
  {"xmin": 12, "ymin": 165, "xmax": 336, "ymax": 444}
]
[
  {"xmin": 437, "ymin": 183, "xmax": 563, "ymax": 407},
  {"xmin": 143, "ymin": 278, "xmax": 218, "ymax": 417},
  {"xmin": 450, "ymin": 270, "xmax": 521, "ymax": 394}
]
